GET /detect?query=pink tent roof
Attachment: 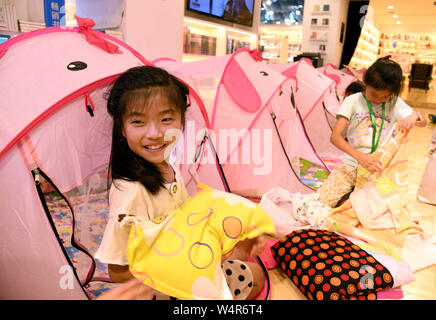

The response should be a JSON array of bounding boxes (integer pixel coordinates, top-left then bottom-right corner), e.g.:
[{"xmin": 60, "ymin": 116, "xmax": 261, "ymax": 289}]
[
  {"xmin": 158, "ymin": 49, "xmax": 328, "ymax": 195},
  {"xmin": 271, "ymin": 60, "xmax": 344, "ymax": 162},
  {"xmin": 318, "ymin": 63, "xmax": 358, "ymax": 98}
]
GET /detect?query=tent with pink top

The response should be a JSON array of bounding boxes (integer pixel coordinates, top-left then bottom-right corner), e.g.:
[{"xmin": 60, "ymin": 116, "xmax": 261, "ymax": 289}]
[
  {"xmin": 0, "ymin": 18, "xmax": 227, "ymax": 299},
  {"xmin": 156, "ymin": 49, "xmax": 330, "ymax": 195},
  {"xmin": 270, "ymin": 59, "xmax": 344, "ymax": 164},
  {"xmin": 318, "ymin": 63, "xmax": 358, "ymax": 100}
]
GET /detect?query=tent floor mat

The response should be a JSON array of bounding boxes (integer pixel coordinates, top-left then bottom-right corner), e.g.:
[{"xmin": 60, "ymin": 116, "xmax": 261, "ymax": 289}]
[{"xmin": 298, "ymin": 158, "xmax": 330, "ymax": 190}]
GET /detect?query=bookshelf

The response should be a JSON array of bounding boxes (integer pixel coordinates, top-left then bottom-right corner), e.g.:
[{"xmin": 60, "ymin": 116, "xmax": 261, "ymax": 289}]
[
  {"xmin": 307, "ymin": 3, "xmax": 331, "ymax": 59},
  {"xmin": 259, "ymin": 25, "xmax": 302, "ymax": 63},
  {"xmin": 349, "ymin": 19, "xmax": 379, "ymax": 70},
  {"xmin": 183, "ymin": 17, "xmax": 257, "ymax": 62},
  {"xmin": 378, "ymin": 32, "xmax": 435, "ymax": 74}
]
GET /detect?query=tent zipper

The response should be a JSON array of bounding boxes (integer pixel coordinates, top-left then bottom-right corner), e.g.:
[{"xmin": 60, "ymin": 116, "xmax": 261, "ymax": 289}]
[
  {"xmin": 31, "ymin": 167, "xmax": 96, "ymax": 295},
  {"xmin": 269, "ymin": 110, "xmax": 315, "ymax": 192}
]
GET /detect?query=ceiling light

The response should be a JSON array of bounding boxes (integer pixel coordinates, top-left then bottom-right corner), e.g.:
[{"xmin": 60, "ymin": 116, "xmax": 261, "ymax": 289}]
[
  {"xmin": 393, "ymin": 14, "xmax": 398, "ymax": 18},
  {"xmin": 396, "ymin": 21, "xmax": 402, "ymax": 24},
  {"xmin": 266, "ymin": 0, "xmax": 272, "ymax": 5},
  {"xmin": 387, "ymin": 5, "xmax": 394, "ymax": 10}
]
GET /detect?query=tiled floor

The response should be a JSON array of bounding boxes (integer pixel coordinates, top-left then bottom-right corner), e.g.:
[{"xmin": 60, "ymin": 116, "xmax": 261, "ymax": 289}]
[{"xmin": 268, "ymin": 82, "xmax": 436, "ymax": 300}]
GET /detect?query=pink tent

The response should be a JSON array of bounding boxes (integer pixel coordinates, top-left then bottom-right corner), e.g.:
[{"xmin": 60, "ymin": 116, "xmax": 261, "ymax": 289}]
[
  {"xmin": 271, "ymin": 60, "xmax": 344, "ymax": 163},
  {"xmin": 0, "ymin": 21, "xmax": 226, "ymax": 299},
  {"xmin": 318, "ymin": 63, "xmax": 357, "ymax": 99},
  {"xmin": 156, "ymin": 50, "xmax": 329, "ymax": 195}
]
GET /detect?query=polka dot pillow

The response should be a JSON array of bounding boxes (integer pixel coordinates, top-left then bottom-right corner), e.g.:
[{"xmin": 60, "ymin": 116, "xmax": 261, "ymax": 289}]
[{"xmin": 271, "ymin": 229, "xmax": 393, "ymax": 300}]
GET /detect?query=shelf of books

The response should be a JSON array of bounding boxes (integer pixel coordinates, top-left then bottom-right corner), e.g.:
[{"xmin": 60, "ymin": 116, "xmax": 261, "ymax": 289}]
[
  {"xmin": 259, "ymin": 26, "xmax": 302, "ymax": 63},
  {"xmin": 183, "ymin": 17, "xmax": 257, "ymax": 62},
  {"xmin": 349, "ymin": 19, "xmax": 379, "ymax": 70},
  {"xmin": 378, "ymin": 32, "xmax": 435, "ymax": 74}
]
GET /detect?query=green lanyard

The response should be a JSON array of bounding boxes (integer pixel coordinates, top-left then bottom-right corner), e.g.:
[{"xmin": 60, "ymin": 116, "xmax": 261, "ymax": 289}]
[{"xmin": 365, "ymin": 97, "xmax": 385, "ymax": 154}]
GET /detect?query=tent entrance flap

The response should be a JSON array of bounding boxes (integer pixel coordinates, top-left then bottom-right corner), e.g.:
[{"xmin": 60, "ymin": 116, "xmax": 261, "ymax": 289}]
[{"xmin": 31, "ymin": 166, "xmax": 114, "ymax": 292}]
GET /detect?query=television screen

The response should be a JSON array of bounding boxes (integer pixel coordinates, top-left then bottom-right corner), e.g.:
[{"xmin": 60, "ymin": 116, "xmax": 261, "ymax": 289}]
[
  {"xmin": 187, "ymin": 0, "xmax": 254, "ymax": 27},
  {"xmin": 0, "ymin": 35, "xmax": 10, "ymax": 44}
]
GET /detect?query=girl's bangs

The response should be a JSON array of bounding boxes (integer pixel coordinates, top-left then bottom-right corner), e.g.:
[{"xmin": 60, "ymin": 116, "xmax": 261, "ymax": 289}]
[{"xmin": 122, "ymin": 87, "xmax": 180, "ymax": 116}]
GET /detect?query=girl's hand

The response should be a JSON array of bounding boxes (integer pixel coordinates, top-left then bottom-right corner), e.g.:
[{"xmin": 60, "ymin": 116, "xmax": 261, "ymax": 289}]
[
  {"xmin": 398, "ymin": 112, "xmax": 419, "ymax": 132},
  {"xmin": 237, "ymin": 235, "xmax": 266, "ymax": 258},
  {"xmin": 357, "ymin": 152, "xmax": 382, "ymax": 173},
  {"xmin": 221, "ymin": 235, "xmax": 266, "ymax": 262}
]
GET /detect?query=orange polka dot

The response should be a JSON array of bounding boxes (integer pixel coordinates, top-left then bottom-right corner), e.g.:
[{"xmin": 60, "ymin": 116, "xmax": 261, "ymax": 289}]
[
  {"xmin": 332, "ymin": 265, "xmax": 342, "ymax": 273},
  {"xmin": 350, "ymin": 252, "xmax": 360, "ymax": 258},
  {"xmin": 366, "ymin": 256, "xmax": 376, "ymax": 263},
  {"xmin": 349, "ymin": 260, "xmax": 360, "ymax": 267},
  {"xmin": 330, "ymin": 293, "xmax": 340, "ymax": 300},
  {"xmin": 307, "ymin": 292, "xmax": 314, "ymax": 300},
  {"xmin": 301, "ymin": 260, "xmax": 310, "ymax": 269},
  {"xmin": 289, "ymin": 248, "xmax": 298, "ymax": 256},
  {"xmin": 278, "ymin": 247, "xmax": 285, "ymax": 256},
  {"xmin": 308, "ymin": 231, "xmax": 317, "ymax": 237},
  {"xmin": 347, "ymin": 284, "xmax": 356, "ymax": 294},
  {"xmin": 335, "ymin": 247, "xmax": 344, "ymax": 253},
  {"xmin": 293, "ymin": 276, "xmax": 299, "ymax": 286},
  {"xmin": 383, "ymin": 273, "xmax": 392, "ymax": 283},
  {"xmin": 318, "ymin": 252, "xmax": 328, "ymax": 259},
  {"xmin": 333, "ymin": 255, "xmax": 343, "ymax": 262},
  {"xmin": 336, "ymin": 240, "xmax": 346, "ymax": 246},
  {"xmin": 315, "ymin": 262, "xmax": 326, "ymax": 270},
  {"xmin": 314, "ymin": 274, "xmax": 324, "ymax": 284},
  {"xmin": 306, "ymin": 239, "xmax": 315, "ymax": 245},
  {"xmin": 368, "ymin": 293, "xmax": 377, "ymax": 300},
  {"xmin": 348, "ymin": 270, "xmax": 359, "ymax": 279},
  {"xmin": 330, "ymin": 277, "xmax": 341, "ymax": 286},
  {"xmin": 303, "ymin": 248, "xmax": 313, "ymax": 256},
  {"xmin": 302, "ymin": 275, "xmax": 309, "ymax": 286},
  {"xmin": 320, "ymin": 243, "xmax": 329, "ymax": 250},
  {"xmin": 292, "ymin": 236, "xmax": 301, "ymax": 243},
  {"xmin": 316, "ymin": 291, "xmax": 324, "ymax": 300},
  {"xmin": 351, "ymin": 244, "xmax": 360, "ymax": 250},
  {"xmin": 289, "ymin": 260, "xmax": 297, "ymax": 270},
  {"xmin": 322, "ymin": 236, "xmax": 331, "ymax": 241}
]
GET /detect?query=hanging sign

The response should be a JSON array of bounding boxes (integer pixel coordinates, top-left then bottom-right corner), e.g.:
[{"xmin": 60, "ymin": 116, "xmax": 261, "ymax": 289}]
[{"xmin": 43, "ymin": 0, "xmax": 65, "ymax": 27}]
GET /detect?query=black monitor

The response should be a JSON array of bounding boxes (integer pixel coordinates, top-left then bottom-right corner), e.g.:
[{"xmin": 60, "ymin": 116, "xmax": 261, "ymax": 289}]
[{"xmin": 187, "ymin": 0, "xmax": 254, "ymax": 27}]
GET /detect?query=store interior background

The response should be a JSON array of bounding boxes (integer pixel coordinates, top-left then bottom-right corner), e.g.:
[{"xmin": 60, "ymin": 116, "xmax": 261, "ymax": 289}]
[{"xmin": 1, "ymin": 0, "xmax": 435, "ymax": 139}]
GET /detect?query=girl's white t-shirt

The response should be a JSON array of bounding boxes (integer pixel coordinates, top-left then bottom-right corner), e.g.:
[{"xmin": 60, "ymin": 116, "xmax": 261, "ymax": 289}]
[
  {"xmin": 337, "ymin": 92, "xmax": 413, "ymax": 167},
  {"xmin": 95, "ymin": 166, "xmax": 189, "ymax": 266}
]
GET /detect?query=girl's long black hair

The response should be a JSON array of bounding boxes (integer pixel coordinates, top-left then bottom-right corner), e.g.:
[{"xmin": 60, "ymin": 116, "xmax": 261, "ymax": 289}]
[
  {"xmin": 364, "ymin": 56, "xmax": 403, "ymax": 104},
  {"xmin": 106, "ymin": 66, "xmax": 189, "ymax": 195}
]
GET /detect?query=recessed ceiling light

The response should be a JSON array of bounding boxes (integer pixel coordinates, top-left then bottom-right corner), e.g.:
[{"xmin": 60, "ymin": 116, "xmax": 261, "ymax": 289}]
[
  {"xmin": 393, "ymin": 14, "xmax": 398, "ymax": 18},
  {"xmin": 388, "ymin": 5, "xmax": 394, "ymax": 10},
  {"xmin": 396, "ymin": 21, "xmax": 402, "ymax": 24}
]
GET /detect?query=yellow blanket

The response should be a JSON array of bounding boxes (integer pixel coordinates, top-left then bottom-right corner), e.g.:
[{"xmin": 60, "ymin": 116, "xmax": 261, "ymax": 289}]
[{"xmin": 126, "ymin": 183, "xmax": 275, "ymax": 300}]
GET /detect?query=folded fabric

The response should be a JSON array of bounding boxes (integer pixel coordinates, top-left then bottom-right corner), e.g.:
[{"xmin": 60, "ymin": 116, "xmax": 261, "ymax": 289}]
[
  {"xmin": 126, "ymin": 183, "xmax": 275, "ymax": 300},
  {"xmin": 259, "ymin": 187, "xmax": 330, "ymax": 239}
]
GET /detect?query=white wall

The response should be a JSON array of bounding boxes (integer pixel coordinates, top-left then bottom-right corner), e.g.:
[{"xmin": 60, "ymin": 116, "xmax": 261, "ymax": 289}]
[
  {"xmin": 121, "ymin": 0, "xmax": 184, "ymax": 61},
  {"xmin": 10, "ymin": 0, "xmax": 185, "ymax": 61},
  {"xmin": 301, "ymin": 0, "xmax": 349, "ymax": 67}
]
